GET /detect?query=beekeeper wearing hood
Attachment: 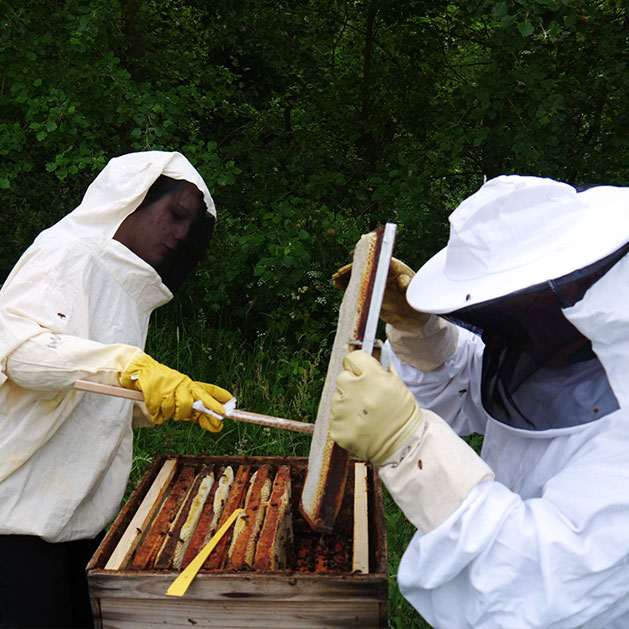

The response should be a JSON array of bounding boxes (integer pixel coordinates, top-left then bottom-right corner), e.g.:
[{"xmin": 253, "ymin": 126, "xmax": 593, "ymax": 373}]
[
  {"xmin": 0, "ymin": 151, "xmax": 233, "ymax": 628},
  {"xmin": 330, "ymin": 175, "xmax": 629, "ymax": 628}
]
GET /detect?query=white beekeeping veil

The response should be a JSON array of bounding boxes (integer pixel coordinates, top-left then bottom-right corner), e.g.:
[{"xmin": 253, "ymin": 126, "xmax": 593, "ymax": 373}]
[{"xmin": 406, "ymin": 176, "xmax": 629, "ymax": 431}]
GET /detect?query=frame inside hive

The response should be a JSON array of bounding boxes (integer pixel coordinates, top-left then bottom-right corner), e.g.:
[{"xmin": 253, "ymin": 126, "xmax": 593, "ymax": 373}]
[{"xmin": 88, "ymin": 455, "xmax": 388, "ymax": 628}]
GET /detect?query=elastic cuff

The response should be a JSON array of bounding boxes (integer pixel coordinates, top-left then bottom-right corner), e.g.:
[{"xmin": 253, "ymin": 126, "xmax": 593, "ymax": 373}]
[
  {"xmin": 6, "ymin": 333, "xmax": 144, "ymax": 392},
  {"xmin": 378, "ymin": 409, "xmax": 494, "ymax": 532},
  {"xmin": 386, "ymin": 318, "xmax": 458, "ymax": 372}
]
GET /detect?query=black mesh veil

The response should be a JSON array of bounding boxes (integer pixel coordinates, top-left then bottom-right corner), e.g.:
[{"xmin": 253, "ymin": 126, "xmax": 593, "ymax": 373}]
[
  {"xmin": 138, "ymin": 175, "xmax": 215, "ymax": 293},
  {"xmin": 444, "ymin": 242, "xmax": 629, "ymax": 430},
  {"xmin": 156, "ymin": 209, "xmax": 214, "ymax": 293}
]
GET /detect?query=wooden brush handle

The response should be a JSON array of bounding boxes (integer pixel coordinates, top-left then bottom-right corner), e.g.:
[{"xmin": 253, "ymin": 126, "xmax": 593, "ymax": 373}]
[{"xmin": 73, "ymin": 380, "xmax": 314, "ymax": 435}]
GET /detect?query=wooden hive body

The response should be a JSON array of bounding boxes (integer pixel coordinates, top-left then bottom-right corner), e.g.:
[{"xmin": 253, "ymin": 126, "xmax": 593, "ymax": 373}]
[{"xmin": 87, "ymin": 454, "xmax": 388, "ymax": 628}]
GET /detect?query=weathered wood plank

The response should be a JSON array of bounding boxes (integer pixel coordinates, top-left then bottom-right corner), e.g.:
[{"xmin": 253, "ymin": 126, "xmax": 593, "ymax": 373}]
[
  {"xmin": 99, "ymin": 597, "xmax": 384, "ymax": 628},
  {"xmin": 130, "ymin": 466, "xmax": 196, "ymax": 570},
  {"xmin": 105, "ymin": 459, "xmax": 177, "ymax": 571},
  {"xmin": 352, "ymin": 462, "xmax": 369, "ymax": 574},
  {"xmin": 88, "ymin": 571, "xmax": 388, "ymax": 601}
]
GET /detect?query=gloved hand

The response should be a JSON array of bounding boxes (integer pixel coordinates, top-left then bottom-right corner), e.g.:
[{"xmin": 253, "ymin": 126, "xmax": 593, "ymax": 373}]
[
  {"xmin": 119, "ymin": 353, "xmax": 233, "ymax": 432},
  {"xmin": 330, "ymin": 350, "xmax": 423, "ymax": 465},
  {"xmin": 333, "ymin": 257, "xmax": 429, "ymax": 330},
  {"xmin": 331, "ymin": 350, "xmax": 495, "ymax": 532}
]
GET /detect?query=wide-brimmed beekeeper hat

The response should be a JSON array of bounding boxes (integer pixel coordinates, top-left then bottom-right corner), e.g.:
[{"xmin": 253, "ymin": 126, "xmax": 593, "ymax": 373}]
[{"xmin": 406, "ymin": 175, "xmax": 629, "ymax": 314}]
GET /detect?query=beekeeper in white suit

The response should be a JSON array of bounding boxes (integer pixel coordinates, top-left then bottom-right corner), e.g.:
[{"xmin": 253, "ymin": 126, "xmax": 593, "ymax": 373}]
[
  {"xmin": 330, "ymin": 175, "xmax": 629, "ymax": 628},
  {"xmin": 0, "ymin": 151, "xmax": 233, "ymax": 628}
]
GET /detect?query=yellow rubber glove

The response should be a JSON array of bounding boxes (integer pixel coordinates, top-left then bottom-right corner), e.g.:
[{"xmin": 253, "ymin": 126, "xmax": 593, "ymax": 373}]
[
  {"xmin": 119, "ymin": 353, "xmax": 233, "ymax": 432},
  {"xmin": 333, "ymin": 257, "xmax": 429, "ymax": 329},
  {"xmin": 330, "ymin": 350, "xmax": 423, "ymax": 465}
]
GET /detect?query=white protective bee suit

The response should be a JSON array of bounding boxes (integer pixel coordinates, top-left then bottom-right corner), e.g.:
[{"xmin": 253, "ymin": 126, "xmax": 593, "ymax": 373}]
[
  {"xmin": 0, "ymin": 151, "xmax": 214, "ymax": 543},
  {"xmin": 377, "ymin": 177, "xmax": 629, "ymax": 628}
]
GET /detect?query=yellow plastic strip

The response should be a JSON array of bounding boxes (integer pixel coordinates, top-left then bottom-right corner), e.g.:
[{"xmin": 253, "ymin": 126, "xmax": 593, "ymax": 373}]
[{"xmin": 165, "ymin": 508, "xmax": 245, "ymax": 597}]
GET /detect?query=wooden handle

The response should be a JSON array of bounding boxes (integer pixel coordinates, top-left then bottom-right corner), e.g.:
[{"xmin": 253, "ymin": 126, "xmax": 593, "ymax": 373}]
[
  {"xmin": 227, "ymin": 408, "xmax": 314, "ymax": 435},
  {"xmin": 73, "ymin": 380, "xmax": 314, "ymax": 435},
  {"xmin": 74, "ymin": 379, "xmax": 144, "ymax": 401}
]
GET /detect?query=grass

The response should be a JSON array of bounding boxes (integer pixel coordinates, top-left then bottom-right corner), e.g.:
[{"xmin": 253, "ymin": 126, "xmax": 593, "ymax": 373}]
[{"xmin": 127, "ymin": 312, "xmax": 435, "ymax": 627}]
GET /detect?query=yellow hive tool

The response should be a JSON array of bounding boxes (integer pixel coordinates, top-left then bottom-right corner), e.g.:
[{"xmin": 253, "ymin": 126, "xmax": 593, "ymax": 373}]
[{"xmin": 165, "ymin": 508, "xmax": 245, "ymax": 597}]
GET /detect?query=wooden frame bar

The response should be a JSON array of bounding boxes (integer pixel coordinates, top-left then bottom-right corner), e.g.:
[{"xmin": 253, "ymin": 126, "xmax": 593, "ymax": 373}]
[
  {"xmin": 105, "ymin": 458, "xmax": 177, "ymax": 571},
  {"xmin": 352, "ymin": 462, "xmax": 369, "ymax": 574}
]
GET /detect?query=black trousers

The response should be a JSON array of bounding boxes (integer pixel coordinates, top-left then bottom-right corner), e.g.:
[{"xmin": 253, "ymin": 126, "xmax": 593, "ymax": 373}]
[{"xmin": 0, "ymin": 533, "xmax": 103, "ymax": 628}]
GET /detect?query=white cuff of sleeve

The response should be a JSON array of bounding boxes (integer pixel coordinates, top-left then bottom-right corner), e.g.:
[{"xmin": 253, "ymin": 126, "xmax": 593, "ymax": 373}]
[
  {"xmin": 378, "ymin": 408, "xmax": 494, "ymax": 533},
  {"xmin": 6, "ymin": 332, "xmax": 143, "ymax": 392},
  {"xmin": 386, "ymin": 316, "xmax": 458, "ymax": 372}
]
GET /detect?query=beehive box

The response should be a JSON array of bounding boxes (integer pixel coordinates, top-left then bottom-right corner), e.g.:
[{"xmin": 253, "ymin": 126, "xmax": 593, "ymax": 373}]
[{"xmin": 87, "ymin": 455, "xmax": 388, "ymax": 628}]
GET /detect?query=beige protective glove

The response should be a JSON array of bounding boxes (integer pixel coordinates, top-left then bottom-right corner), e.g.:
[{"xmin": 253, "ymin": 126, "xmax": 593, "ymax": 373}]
[
  {"xmin": 330, "ymin": 350, "xmax": 423, "ymax": 465},
  {"xmin": 330, "ymin": 349, "xmax": 494, "ymax": 532},
  {"xmin": 333, "ymin": 257, "xmax": 429, "ymax": 330},
  {"xmin": 333, "ymin": 257, "xmax": 458, "ymax": 372},
  {"xmin": 119, "ymin": 353, "xmax": 233, "ymax": 432}
]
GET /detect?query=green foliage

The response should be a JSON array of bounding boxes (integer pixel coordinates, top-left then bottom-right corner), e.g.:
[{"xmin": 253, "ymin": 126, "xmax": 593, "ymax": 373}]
[
  {"xmin": 3, "ymin": 0, "xmax": 628, "ymax": 293},
  {"xmin": 428, "ymin": 1, "xmax": 629, "ymax": 182},
  {"xmin": 198, "ymin": 197, "xmax": 364, "ymax": 351}
]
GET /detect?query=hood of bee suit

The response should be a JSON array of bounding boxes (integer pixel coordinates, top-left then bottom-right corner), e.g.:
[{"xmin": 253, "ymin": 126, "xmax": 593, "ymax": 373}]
[
  {"xmin": 562, "ymin": 227, "xmax": 629, "ymax": 412},
  {"xmin": 35, "ymin": 150, "xmax": 215, "ymax": 249}
]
